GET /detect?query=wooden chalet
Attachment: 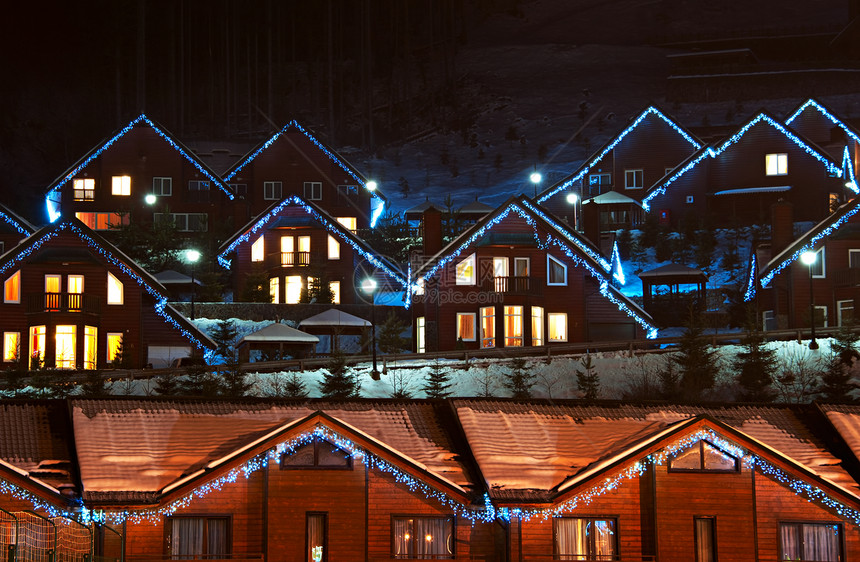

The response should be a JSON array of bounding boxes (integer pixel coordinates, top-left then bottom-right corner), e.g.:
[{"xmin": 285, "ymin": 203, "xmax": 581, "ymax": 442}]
[
  {"xmin": 0, "ymin": 218, "xmax": 214, "ymax": 370},
  {"xmin": 410, "ymin": 196, "xmax": 656, "ymax": 353},
  {"xmin": 0, "ymin": 201, "xmax": 35, "ymax": 255},
  {"xmin": 4, "ymin": 398, "xmax": 860, "ymax": 562},
  {"xmin": 43, "ymin": 115, "xmax": 236, "ymax": 238},
  {"xmin": 221, "ymin": 121, "xmax": 387, "ymax": 230},
  {"xmin": 535, "ymin": 106, "xmax": 702, "ymax": 229},
  {"xmin": 747, "ymin": 197, "xmax": 860, "ymax": 332},
  {"xmin": 784, "ymin": 98, "xmax": 860, "ymax": 185},
  {"xmin": 218, "ymin": 195, "xmax": 407, "ymax": 306},
  {"xmin": 643, "ymin": 111, "xmax": 849, "ymax": 228}
]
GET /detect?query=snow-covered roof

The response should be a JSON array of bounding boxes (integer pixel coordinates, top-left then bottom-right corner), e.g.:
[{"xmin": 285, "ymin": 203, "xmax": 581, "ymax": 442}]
[
  {"xmin": 153, "ymin": 270, "xmax": 201, "ymax": 285},
  {"xmin": 298, "ymin": 308, "xmax": 371, "ymax": 328},
  {"xmin": 582, "ymin": 191, "xmax": 642, "ymax": 205},
  {"xmin": 452, "ymin": 401, "xmax": 859, "ymax": 497},
  {"xmin": 638, "ymin": 263, "xmax": 708, "ymax": 278},
  {"xmin": 71, "ymin": 400, "xmax": 471, "ymax": 499},
  {"xmin": 238, "ymin": 323, "xmax": 319, "ymax": 344},
  {"xmin": 713, "ymin": 185, "xmax": 792, "ymax": 196}
]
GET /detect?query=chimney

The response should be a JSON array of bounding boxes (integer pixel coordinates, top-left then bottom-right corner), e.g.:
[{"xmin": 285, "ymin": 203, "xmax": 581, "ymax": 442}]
[
  {"xmin": 770, "ymin": 199, "xmax": 794, "ymax": 254},
  {"xmin": 422, "ymin": 206, "xmax": 443, "ymax": 257}
]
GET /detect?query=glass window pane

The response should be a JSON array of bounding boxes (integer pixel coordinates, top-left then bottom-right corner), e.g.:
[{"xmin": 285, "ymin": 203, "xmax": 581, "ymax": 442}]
[
  {"xmin": 307, "ymin": 513, "xmax": 326, "ymax": 562},
  {"xmin": 702, "ymin": 442, "xmax": 738, "ymax": 471},
  {"xmin": 670, "ymin": 444, "xmax": 703, "ymax": 470},
  {"xmin": 695, "ymin": 518, "xmax": 716, "ymax": 562}
]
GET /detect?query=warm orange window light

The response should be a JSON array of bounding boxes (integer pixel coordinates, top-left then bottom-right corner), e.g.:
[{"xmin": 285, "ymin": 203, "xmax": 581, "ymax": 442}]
[
  {"xmin": 107, "ymin": 333, "xmax": 123, "ymax": 364},
  {"xmin": 4, "ymin": 271, "xmax": 20, "ymax": 303}
]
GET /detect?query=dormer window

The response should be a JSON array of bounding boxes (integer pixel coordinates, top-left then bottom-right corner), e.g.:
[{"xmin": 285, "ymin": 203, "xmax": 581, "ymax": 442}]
[
  {"xmin": 766, "ymin": 153, "xmax": 788, "ymax": 176},
  {"xmin": 669, "ymin": 440, "xmax": 739, "ymax": 472}
]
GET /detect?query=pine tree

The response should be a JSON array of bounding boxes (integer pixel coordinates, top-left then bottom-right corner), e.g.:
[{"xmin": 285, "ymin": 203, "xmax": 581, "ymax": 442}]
[
  {"xmin": 319, "ymin": 349, "xmax": 360, "ymax": 398},
  {"xmin": 283, "ymin": 373, "xmax": 309, "ymax": 398},
  {"xmin": 503, "ymin": 357, "xmax": 535, "ymax": 398},
  {"xmin": 378, "ymin": 312, "xmax": 410, "ymax": 354},
  {"xmin": 211, "ymin": 319, "xmax": 238, "ymax": 359},
  {"xmin": 733, "ymin": 329, "xmax": 777, "ymax": 402},
  {"xmin": 673, "ymin": 314, "xmax": 720, "ymax": 401},
  {"xmin": 615, "ymin": 229, "xmax": 632, "ymax": 260},
  {"xmin": 821, "ymin": 324, "xmax": 860, "ymax": 401},
  {"xmin": 178, "ymin": 350, "xmax": 223, "ymax": 397},
  {"xmin": 576, "ymin": 354, "xmax": 601, "ymax": 399},
  {"xmin": 221, "ymin": 353, "xmax": 252, "ymax": 397},
  {"xmin": 154, "ymin": 369, "xmax": 182, "ymax": 395},
  {"xmin": 2, "ymin": 354, "xmax": 27, "ymax": 397},
  {"xmin": 423, "ymin": 360, "xmax": 452, "ymax": 398},
  {"xmin": 659, "ymin": 359, "xmax": 681, "ymax": 400},
  {"xmin": 79, "ymin": 370, "xmax": 113, "ymax": 397},
  {"xmin": 241, "ymin": 266, "xmax": 272, "ymax": 302}
]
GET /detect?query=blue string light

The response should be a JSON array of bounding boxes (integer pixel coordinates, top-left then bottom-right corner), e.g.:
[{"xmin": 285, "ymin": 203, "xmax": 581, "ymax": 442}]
[
  {"xmin": 0, "ymin": 221, "xmax": 214, "ymax": 358},
  {"xmin": 536, "ymin": 106, "xmax": 702, "ymax": 205},
  {"xmin": 610, "ymin": 241, "xmax": 625, "ymax": 285},
  {"xmin": 45, "ymin": 115, "xmax": 234, "ymax": 222},
  {"xmin": 217, "ymin": 195, "xmax": 407, "ymax": 292},
  {"xmin": 785, "ymin": 99, "xmax": 860, "ymax": 148},
  {"xmin": 644, "ymin": 113, "xmax": 843, "ymax": 211},
  {"xmin": 743, "ymin": 252, "xmax": 758, "ymax": 302},
  {"xmin": 843, "ymin": 146, "xmax": 858, "ymax": 193},
  {"xmin": 0, "ymin": 209, "xmax": 32, "ymax": 237}
]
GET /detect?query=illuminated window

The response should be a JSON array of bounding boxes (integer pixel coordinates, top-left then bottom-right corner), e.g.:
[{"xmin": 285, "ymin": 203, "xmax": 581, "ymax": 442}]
[
  {"xmin": 456, "ymin": 313, "xmax": 476, "ymax": 342},
  {"xmin": 547, "ymin": 255, "xmax": 567, "ymax": 285},
  {"xmin": 328, "ymin": 235, "xmax": 340, "ymax": 260},
  {"xmin": 107, "ymin": 333, "xmax": 123, "ymax": 364},
  {"xmin": 107, "ymin": 272, "xmax": 124, "ymax": 305},
  {"xmin": 392, "ymin": 516, "xmax": 454, "ymax": 559},
  {"xmin": 504, "ymin": 306, "xmax": 523, "ymax": 347},
  {"xmin": 493, "ymin": 257, "xmax": 508, "ymax": 291},
  {"xmin": 251, "ymin": 236, "xmax": 265, "ymax": 262},
  {"xmin": 669, "ymin": 440, "xmax": 738, "ymax": 472},
  {"xmin": 303, "ymin": 182, "xmax": 322, "ymax": 200},
  {"xmin": 695, "ymin": 517, "xmax": 716, "ymax": 562},
  {"xmin": 44, "ymin": 274, "xmax": 61, "ymax": 294},
  {"xmin": 263, "ymin": 181, "xmax": 283, "ymax": 200},
  {"xmin": 514, "ymin": 257, "xmax": 529, "ymax": 277},
  {"xmin": 167, "ymin": 517, "xmax": 229, "ymax": 559},
  {"xmin": 766, "ymin": 153, "xmax": 788, "ymax": 176},
  {"xmin": 286, "ymin": 275, "xmax": 303, "ymax": 304},
  {"xmin": 480, "ymin": 306, "xmax": 495, "ymax": 348},
  {"xmin": 269, "ymin": 277, "xmax": 280, "ymax": 304},
  {"xmin": 336, "ymin": 217, "xmax": 357, "ymax": 232},
  {"xmin": 29, "ymin": 326, "xmax": 46, "ymax": 368},
  {"xmin": 84, "ymin": 326, "xmax": 97, "ymax": 370},
  {"xmin": 417, "ymin": 317, "xmax": 425, "ymax": 353},
  {"xmin": 456, "ymin": 254, "xmax": 476, "ymax": 285},
  {"xmin": 625, "ymin": 169, "xmax": 643, "ymax": 189},
  {"xmin": 548, "ymin": 313, "xmax": 567, "ymax": 342},
  {"xmin": 75, "ymin": 212, "xmax": 129, "ymax": 230},
  {"xmin": 329, "ymin": 281, "xmax": 341, "ymax": 304},
  {"xmin": 307, "ymin": 513, "xmax": 327, "ymax": 562},
  {"xmin": 152, "ymin": 177, "xmax": 172, "ymax": 196},
  {"xmin": 532, "ymin": 306, "xmax": 544, "ymax": 346},
  {"xmin": 73, "ymin": 178, "xmax": 95, "ymax": 201},
  {"xmin": 554, "ymin": 518, "xmax": 616, "ymax": 560},
  {"xmin": 830, "ymin": 192, "xmax": 841, "ymax": 213},
  {"xmin": 111, "ymin": 175, "xmax": 131, "ymax": 196},
  {"xmin": 280, "ymin": 438, "xmax": 352, "ymax": 469},
  {"xmin": 3, "ymin": 332, "xmax": 19, "ymax": 362},
  {"xmin": 68, "ymin": 275, "xmax": 84, "ymax": 294},
  {"xmin": 779, "ymin": 522, "xmax": 842, "ymax": 562},
  {"xmin": 4, "ymin": 271, "xmax": 20, "ymax": 303},
  {"xmin": 280, "ymin": 236, "xmax": 294, "ymax": 266},
  {"xmin": 808, "ymin": 247, "xmax": 825, "ymax": 278},
  {"xmin": 55, "ymin": 325, "xmax": 76, "ymax": 369}
]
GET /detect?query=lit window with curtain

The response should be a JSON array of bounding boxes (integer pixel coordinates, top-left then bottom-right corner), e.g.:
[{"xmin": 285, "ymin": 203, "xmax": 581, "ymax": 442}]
[
  {"xmin": 307, "ymin": 513, "xmax": 327, "ymax": 562},
  {"xmin": 456, "ymin": 313, "xmax": 476, "ymax": 342},
  {"xmin": 55, "ymin": 325, "xmax": 76, "ymax": 369},
  {"xmin": 480, "ymin": 307, "xmax": 495, "ymax": 348},
  {"xmin": 269, "ymin": 277, "xmax": 280, "ymax": 304},
  {"xmin": 504, "ymin": 306, "xmax": 523, "ymax": 346},
  {"xmin": 251, "ymin": 236, "xmax": 265, "ymax": 262},
  {"xmin": 286, "ymin": 276, "xmax": 303, "ymax": 304},
  {"xmin": 107, "ymin": 333, "xmax": 123, "ymax": 364},
  {"xmin": 548, "ymin": 313, "xmax": 567, "ymax": 342},
  {"xmin": 531, "ymin": 306, "xmax": 544, "ymax": 346},
  {"xmin": 167, "ymin": 516, "xmax": 229, "ymax": 559},
  {"xmin": 553, "ymin": 517, "xmax": 616, "ymax": 560},
  {"xmin": 547, "ymin": 255, "xmax": 567, "ymax": 285},
  {"xmin": 417, "ymin": 317, "xmax": 425, "ymax": 353},
  {"xmin": 111, "ymin": 175, "xmax": 131, "ymax": 196},
  {"xmin": 327, "ymin": 235, "xmax": 340, "ymax": 260},
  {"xmin": 695, "ymin": 517, "xmax": 716, "ymax": 562},
  {"xmin": 4, "ymin": 271, "xmax": 20, "ymax": 303},
  {"xmin": 392, "ymin": 516, "xmax": 454, "ymax": 559},
  {"xmin": 780, "ymin": 522, "xmax": 841, "ymax": 562},
  {"xmin": 29, "ymin": 326, "xmax": 46, "ymax": 369},
  {"xmin": 83, "ymin": 326, "xmax": 97, "ymax": 370},
  {"xmin": 3, "ymin": 332, "xmax": 19, "ymax": 362}
]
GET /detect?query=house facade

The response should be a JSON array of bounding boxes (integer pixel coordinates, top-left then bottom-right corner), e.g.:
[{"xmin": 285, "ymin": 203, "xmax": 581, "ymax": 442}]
[
  {"xmin": 411, "ymin": 197, "xmax": 655, "ymax": 353},
  {"xmin": 218, "ymin": 196, "xmax": 407, "ymax": 305},
  {"xmin": 222, "ymin": 121, "xmax": 386, "ymax": 230},
  {"xmin": 785, "ymin": 98, "xmax": 860, "ymax": 186},
  {"xmin": 4, "ymin": 399, "xmax": 860, "ymax": 562},
  {"xmin": 644, "ymin": 112, "xmax": 849, "ymax": 227},
  {"xmin": 0, "ymin": 219, "xmax": 214, "ymax": 369}
]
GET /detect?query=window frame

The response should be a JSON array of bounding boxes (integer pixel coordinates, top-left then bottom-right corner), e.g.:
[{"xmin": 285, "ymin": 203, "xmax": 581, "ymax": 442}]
[
  {"xmin": 4, "ymin": 270, "xmax": 21, "ymax": 304},
  {"xmin": 152, "ymin": 177, "xmax": 173, "ymax": 197},
  {"xmin": 766, "ymin": 152, "xmax": 788, "ymax": 176},
  {"xmin": 809, "ymin": 247, "xmax": 825, "ymax": 278},
  {"xmin": 111, "ymin": 175, "xmax": 131, "ymax": 196},
  {"xmin": 164, "ymin": 515, "xmax": 232, "ymax": 559},
  {"xmin": 504, "ymin": 305, "xmax": 524, "ymax": 347},
  {"xmin": 849, "ymin": 249, "xmax": 860, "ymax": 269},
  {"xmin": 837, "ymin": 299, "xmax": 854, "ymax": 327},
  {"xmin": 107, "ymin": 332, "xmax": 123, "ymax": 365},
  {"xmin": 480, "ymin": 306, "xmax": 496, "ymax": 348},
  {"xmin": 531, "ymin": 306, "xmax": 544, "ymax": 346},
  {"xmin": 263, "ymin": 181, "xmax": 283, "ymax": 200},
  {"xmin": 306, "ymin": 512, "xmax": 328, "ymax": 562},
  {"xmin": 327, "ymin": 235, "xmax": 340, "ymax": 260},
  {"xmin": 456, "ymin": 312, "xmax": 477, "ymax": 342},
  {"xmin": 455, "ymin": 254, "xmax": 477, "ymax": 286},
  {"xmin": 73, "ymin": 178, "xmax": 95, "ymax": 201},
  {"xmin": 547, "ymin": 312, "xmax": 568, "ymax": 342},
  {"xmin": 814, "ymin": 305, "xmax": 828, "ymax": 328},
  {"xmin": 280, "ymin": 438, "xmax": 353, "ymax": 470},
  {"xmin": 778, "ymin": 521, "xmax": 843, "ymax": 562},
  {"xmin": 416, "ymin": 317, "xmax": 426, "ymax": 353},
  {"xmin": 694, "ymin": 516, "xmax": 717, "ymax": 562},
  {"xmin": 251, "ymin": 236, "xmax": 265, "ymax": 262},
  {"xmin": 668, "ymin": 440, "xmax": 739, "ymax": 473},
  {"xmin": 107, "ymin": 272, "xmax": 124, "ymax": 305},
  {"xmin": 304, "ymin": 181, "xmax": 323, "ymax": 200},
  {"xmin": 391, "ymin": 515, "xmax": 455, "ymax": 560},
  {"xmin": 3, "ymin": 332, "xmax": 20, "ymax": 363},
  {"xmin": 553, "ymin": 516, "xmax": 618, "ymax": 560},
  {"xmin": 547, "ymin": 255, "xmax": 568, "ymax": 286},
  {"xmin": 624, "ymin": 168, "xmax": 644, "ymax": 190}
]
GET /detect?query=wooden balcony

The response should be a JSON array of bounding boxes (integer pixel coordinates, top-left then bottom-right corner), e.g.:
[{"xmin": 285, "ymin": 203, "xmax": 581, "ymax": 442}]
[
  {"xmin": 267, "ymin": 251, "xmax": 311, "ymax": 268},
  {"xmin": 481, "ymin": 276, "xmax": 540, "ymax": 296},
  {"xmin": 26, "ymin": 293, "xmax": 101, "ymax": 314}
]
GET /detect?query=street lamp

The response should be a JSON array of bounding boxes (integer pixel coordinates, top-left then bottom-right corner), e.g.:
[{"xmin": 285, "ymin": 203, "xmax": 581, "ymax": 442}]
[
  {"xmin": 186, "ymin": 249, "xmax": 201, "ymax": 321},
  {"xmin": 362, "ymin": 277, "xmax": 379, "ymax": 380},
  {"xmin": 145, "ymin": 194, "xmax": 157, "ymax": 205},
  {"xmin": 800, "ymin": 250, "xmax": 819, "ymax": 350},
  {"xmin": 366, "ymin": 180, "xmax": 377, "ymax": 192},
  {"xmin": 530, "ymin": 170, "xmax": 542, "ymax": 198},
  {"xmin": 566, "ymin": 192, "xmax": 579, "ymax": 230}
]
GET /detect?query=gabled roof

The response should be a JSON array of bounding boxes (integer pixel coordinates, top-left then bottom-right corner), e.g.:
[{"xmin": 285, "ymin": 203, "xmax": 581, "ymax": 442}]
[
  {"xmin": 583, "ymin": 190, "xmax": 642, "ymax": 206},
  {"xmin": 238, "ymin": 322, "xmax": 319, "ymax": 345},
  {"xmin": 44, "ymin": 115, "xmax": 234, "ymax": 222},
  {"xmin": 643, "ymin": 111, "xmax": 845, "ymax": 210},
  {"xmin": 414, "ymin": 196, "xmax": 656, "ymax": 338},
  {"xmin": 0, "ymin": 218, "xmax": 215, "ymax": 355},
  {"xmin": 0, "ymin": 201, "xmax": 36, "ymax": 236},
  {"xmin": 298, "ymin": 308, "xmax": 370, "ymax": 328},
  {"xmin": 217, "ymin": 194, "xmax": 407, "ymax": 291},
  {"xmin": 785, "ymin": 98, "xmax": 860, "ymax": 148},
  {"xmin": 222, "ymin": 120, "xmax": 387, "ymax": 204},
  {"xmin": 536, "ymin": 106, "xmax": 702, "ymax": 204},
  {"xmin": 747, "ymin": 196, "xmax": 860, "ymax": 299}
]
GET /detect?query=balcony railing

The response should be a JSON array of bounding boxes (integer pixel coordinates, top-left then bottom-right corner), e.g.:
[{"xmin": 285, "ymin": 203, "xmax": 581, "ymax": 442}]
[
  {"xmin": 271, "ymin": 251, "xmax": 311, "ymax": 267},
  {"xmin": 482, "ymin": 276, "xmax": 539, "ymax": 295},
  {"xmin": 27, "ymin": 293, "xmax": 101, "ymax": 314}
]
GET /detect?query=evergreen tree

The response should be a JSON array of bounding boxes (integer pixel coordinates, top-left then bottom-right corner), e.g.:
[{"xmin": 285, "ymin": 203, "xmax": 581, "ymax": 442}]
[
  {"xmin": 733, "ymin": 329, "xmax": 777, "ymax": 401},
  {"xmin": 154, "ymin": 369, "xmax": 182, "ymax": 395},
  {"xmin": 319, "ymin": 349, "xmax": 360, "ymax": 398},
  {"xmin": 178, "ymin": 350, "xmax": 223, "ymax": 397},
  {"xmin": 240, "ymin": 266, "xmax": 272, "ymax": 302},
  {"xmin": 378, "ymin": 312, "xmax": 410, "ymax": 354},
  {"xmin": 211, "ymin": 319, "xmax": 238, "ymax": 359},
  {"xmin": 659, "ymin": 359, "xmax": 681, "ymax": 400},
  {"xmin": 2, "ymin": 354, "xmax": 27, "ymax": 397},
  {"xmin": 694, "ymin": 228, "xmax": 717, "ymax": 271},
  {"xmin": 503, "ymin": 357, "xmax": 535, "ymax": 399},
  {"xmin": 639, "ymin": 214, "xmax": 660, "ymax": 248},
  {"xmin": 283, "ymin": 372, "xmax": 309, "ymax": 398},
  {"xmin": 423, "ymin": 359, "xmax": 452, "ymax": 398},
  {"xmin": 79, "ymin": 370, "xmax": 112, "ymax": 397},
  {"xmin": 576, "ymin": 354, "xmax": 601, "ymax": 399},
  {"xmin": 673, "ymin": 314, "xmax": 720, "ymax": 401},
  {"xmin": 221, "ymin": 353, "xmax": 252, "ymax": 397},
  {"xmin": 821, "ymin": 324, "xmax": 860, "ymax": 401},
  {"xmin": 615, "ymin": 229, "xmax": 632, "ymax": 260}
]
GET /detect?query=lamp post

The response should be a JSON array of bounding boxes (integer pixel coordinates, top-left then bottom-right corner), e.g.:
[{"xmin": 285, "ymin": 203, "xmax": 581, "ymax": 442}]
[
  {"xmin": 566, "ymin": 192, "xmax": 579, "ymax": 230},
  {"xmin": 362, "ymin": 278, "xmax": 379, "ymax": 379},
  {"xmin": 800, "ymin": 250, "xmax": 819, "ymax": 350},
  {"xmin": 530, "ymin": 170, "xmax": 542, "ymax": 198},
  {"xmin": 145, "ymin": 194, "xmax": 157, "ymax": 205},
  {"xmin": 366, "ymin": 180, "xmax": 377, "ymax": 192},
  {"xmin": 186, "ymin": 249, "xmax": 201, "ymax": 321}
]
